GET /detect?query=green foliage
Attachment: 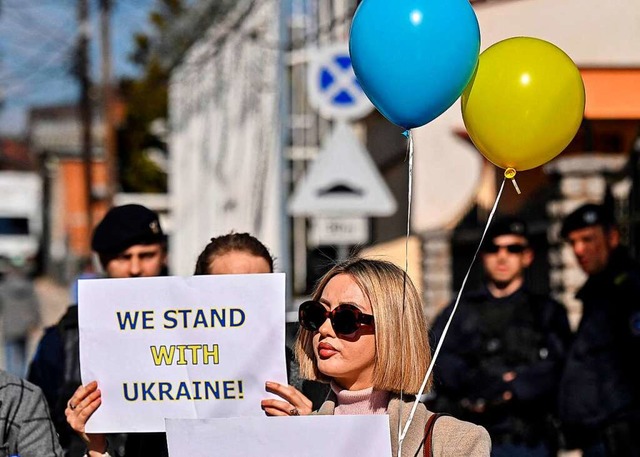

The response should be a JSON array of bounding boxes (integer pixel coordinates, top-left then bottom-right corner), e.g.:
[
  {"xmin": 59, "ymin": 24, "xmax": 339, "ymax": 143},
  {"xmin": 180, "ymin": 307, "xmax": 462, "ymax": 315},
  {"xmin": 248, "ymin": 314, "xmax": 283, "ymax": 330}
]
[{"xmin": 118, "ymin": 0, "xmax": 187, "ymax": 193}]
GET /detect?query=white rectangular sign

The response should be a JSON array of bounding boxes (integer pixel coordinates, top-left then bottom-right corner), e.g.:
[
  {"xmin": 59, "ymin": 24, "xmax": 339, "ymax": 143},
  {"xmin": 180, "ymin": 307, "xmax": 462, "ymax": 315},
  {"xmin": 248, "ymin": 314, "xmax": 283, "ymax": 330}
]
[
  {"xmin": 78, "ymin": 274, "xmax": 287, "ymax": 433},
  {"xmin": 165, "ymin": 415, "xmax": 393, "ymax": 457},
  {"xmin": 309, "ymin": 217, "xmax": 369, "ymax": 246}
]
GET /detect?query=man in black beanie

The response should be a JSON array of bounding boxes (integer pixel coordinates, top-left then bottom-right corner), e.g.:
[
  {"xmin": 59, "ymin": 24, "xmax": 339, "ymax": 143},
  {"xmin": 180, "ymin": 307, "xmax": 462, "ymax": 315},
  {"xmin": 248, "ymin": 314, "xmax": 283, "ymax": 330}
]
[
  {"xmin": 429, "ymin": 216, "xmax": 572, "ymax": 457},
  {"xmin": 558, "ymin": 203, "xmax": 640, "ymax": 456},
  {"xmin": 27, "ymin": 204, "xmax": 167, "ymax": 456},
  {"xmin": 90, "ymin": 204, "xmax": 167, "ymax": 278}
]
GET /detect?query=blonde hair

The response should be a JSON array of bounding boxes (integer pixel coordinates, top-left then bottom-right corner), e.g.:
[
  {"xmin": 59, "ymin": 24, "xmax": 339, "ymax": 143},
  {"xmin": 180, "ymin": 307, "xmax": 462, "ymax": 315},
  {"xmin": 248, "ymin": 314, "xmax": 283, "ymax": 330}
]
[{"xmin": 295, "ymin": 258, "xmax": 432, "ymax": 395}]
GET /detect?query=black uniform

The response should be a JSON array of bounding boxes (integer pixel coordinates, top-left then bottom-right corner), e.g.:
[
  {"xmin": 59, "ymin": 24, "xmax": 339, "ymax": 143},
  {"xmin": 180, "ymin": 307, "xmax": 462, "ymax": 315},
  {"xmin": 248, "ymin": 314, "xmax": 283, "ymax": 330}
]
[
  {"xmin": 429, "ymin": 286, "xmax": 572, "ymax": 451},
  {"xmin": 558, "ymin": 247, "xmax": 640, "ymax": 455}
]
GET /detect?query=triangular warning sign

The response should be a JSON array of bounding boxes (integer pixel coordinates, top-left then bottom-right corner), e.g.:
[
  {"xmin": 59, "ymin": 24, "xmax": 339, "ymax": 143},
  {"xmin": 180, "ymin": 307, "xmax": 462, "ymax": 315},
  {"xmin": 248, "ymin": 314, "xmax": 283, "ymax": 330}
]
[{"xmin": 288, "ymin": 122, "xmax": 397, "ymax": 217}]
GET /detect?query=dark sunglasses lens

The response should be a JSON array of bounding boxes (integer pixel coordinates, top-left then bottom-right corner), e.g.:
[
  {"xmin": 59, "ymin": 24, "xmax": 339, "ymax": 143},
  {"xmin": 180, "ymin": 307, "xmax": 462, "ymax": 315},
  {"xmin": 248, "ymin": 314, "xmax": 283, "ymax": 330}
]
[
  {"xmin": 332, "ymin": 306, "xmax": 359, "ymax": 335},
  {"xmin": 484, "ymin": 243, "xmax": 527, "ymax": 254},
  {"xmin": 299, "ymin": 302, "xmax": 325, "ymax": 331},
  {"xmin": 484, "ymin": 243, "xmax": 500, "ymax": 253}
]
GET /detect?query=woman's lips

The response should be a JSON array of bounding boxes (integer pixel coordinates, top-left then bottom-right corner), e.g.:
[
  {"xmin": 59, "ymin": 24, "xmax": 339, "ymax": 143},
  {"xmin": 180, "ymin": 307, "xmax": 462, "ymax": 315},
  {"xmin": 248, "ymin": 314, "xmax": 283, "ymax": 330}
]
[{"xmin": 317, "ymin": 342, "xmax": 338, "ymax": 359}]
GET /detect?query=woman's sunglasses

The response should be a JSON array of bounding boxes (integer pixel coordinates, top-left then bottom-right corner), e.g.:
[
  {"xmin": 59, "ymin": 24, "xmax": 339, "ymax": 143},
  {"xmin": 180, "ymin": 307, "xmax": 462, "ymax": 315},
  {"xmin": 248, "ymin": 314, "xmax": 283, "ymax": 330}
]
[
  {"xmin": 482, "ymin": 243, "xmax": 528, "ymax": 254},
  {"xmin": 298, "ymin": 300, "xmax": 374, "ymax": 336}
]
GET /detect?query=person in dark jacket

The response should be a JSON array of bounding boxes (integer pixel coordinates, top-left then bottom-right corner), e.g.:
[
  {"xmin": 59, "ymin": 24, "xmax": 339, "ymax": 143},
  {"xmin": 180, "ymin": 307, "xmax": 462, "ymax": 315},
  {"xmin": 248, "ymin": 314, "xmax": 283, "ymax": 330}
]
[
  {"xmin": 26, "ymin": 204, "xmax": 168, "ymax": 456},
  {"xmin": 558, "ymin": 203, "xmax": 640, "ymax": 457},
  {"xmin": 429, "ymin": 217, "xmax": 572, "ymax": 457}
]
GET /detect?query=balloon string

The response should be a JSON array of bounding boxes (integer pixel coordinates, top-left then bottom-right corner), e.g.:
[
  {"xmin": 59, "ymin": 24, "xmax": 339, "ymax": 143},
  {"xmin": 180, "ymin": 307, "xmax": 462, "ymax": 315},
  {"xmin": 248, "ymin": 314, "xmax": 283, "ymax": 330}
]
[
  {"xmin": 405, "ymin": 132, "xmax": 413, "ymax": 279},
  {"xmin": 399, "ymin": 176, "xmax": 507, "ymax": 444},
  {"xmin": 398, "ymin": 129, "xmax": 413, "ymax": 457}
]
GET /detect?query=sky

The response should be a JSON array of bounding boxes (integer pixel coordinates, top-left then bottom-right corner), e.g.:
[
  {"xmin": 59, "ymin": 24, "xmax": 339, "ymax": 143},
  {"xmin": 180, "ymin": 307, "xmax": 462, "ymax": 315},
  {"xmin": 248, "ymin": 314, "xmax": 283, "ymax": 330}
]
[{"xmin": 0, "ymin": 0, "xmax": 155, "ymax": 135}]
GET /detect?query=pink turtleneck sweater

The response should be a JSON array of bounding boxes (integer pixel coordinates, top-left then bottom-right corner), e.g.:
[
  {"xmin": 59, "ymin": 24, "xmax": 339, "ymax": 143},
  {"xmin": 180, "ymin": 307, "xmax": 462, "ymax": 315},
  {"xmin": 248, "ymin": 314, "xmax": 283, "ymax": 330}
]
[{"xmin": 331, "ymin": 381, "xmax": 390, "ymax": 415}]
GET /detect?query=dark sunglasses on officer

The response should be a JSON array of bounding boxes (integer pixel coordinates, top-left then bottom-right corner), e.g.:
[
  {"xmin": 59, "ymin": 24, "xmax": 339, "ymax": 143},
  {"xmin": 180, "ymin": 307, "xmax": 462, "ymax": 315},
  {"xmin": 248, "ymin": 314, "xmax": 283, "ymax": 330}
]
[{"xmin": 482, "ymin": 242, "xmax": 529, "ymax": 255}]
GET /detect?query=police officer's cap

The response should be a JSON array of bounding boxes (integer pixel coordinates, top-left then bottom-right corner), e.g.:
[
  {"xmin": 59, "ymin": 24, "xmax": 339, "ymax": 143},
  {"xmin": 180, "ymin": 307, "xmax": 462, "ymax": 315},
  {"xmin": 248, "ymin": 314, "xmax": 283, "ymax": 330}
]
[
  {"xmin": 486, "ymin": 216, "xmax": 529, "ymax": 241},
  {"xmin": 560, "ymin": 203, "xmax": 616, "ymax": 239},
  {"xmin": 91, "ymin": 204, "xmax": 165, "ymax": 254}
]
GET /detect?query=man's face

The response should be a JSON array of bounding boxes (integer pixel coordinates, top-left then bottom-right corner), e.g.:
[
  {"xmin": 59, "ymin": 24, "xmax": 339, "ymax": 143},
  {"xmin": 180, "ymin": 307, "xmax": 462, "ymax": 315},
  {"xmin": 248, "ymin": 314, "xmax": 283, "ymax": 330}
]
[
  {"xmin": 481, "ymin": 234, "xmax": 533, "ymax": 287},
  {"xmin": 566, "ymin": 225, "xmax": 618, "ymax": 275},
  {"xmin": 104, "ymin": 243, "xmax": 166, "ymax": 278}
]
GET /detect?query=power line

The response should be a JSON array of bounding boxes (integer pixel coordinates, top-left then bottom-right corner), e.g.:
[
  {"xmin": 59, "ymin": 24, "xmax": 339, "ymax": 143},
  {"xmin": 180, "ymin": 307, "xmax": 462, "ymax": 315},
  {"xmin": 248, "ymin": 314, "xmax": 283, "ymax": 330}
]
[
  {"xmin": 1, "ymin": 3, "xmax": 75, "ymax": 43},
  {"xmin": 0, "ymin": 34, "xmax": 75, "ymax": 81},
  {"xmin": 0, "ymin": 62, "xmax": 73, "ymax": 93},
  {"xmin": 0, "ymin": 0, "xmax": 76, "ymax": 101},
  {"xmin": 2, "ymin": 0, "xmax": 75, "ymax": 8}
]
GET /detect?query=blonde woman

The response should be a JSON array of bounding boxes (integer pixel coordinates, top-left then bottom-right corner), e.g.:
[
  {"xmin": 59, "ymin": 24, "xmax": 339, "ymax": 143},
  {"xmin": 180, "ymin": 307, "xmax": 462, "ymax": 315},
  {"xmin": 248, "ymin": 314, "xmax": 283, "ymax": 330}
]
[{"xmin": 262, "ymin": 258, "xmax": 491, "ymax": 456}]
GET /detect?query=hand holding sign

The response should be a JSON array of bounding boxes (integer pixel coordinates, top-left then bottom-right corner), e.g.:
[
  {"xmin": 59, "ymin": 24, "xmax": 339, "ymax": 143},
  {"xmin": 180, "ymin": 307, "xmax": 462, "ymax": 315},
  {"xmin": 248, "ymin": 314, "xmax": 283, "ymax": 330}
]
[
  {"xmin": 65, "ymin": 381, "xmax": 107, "ymax": 454},
  {"xmin": 261, "ymin": 381, "xmax": 313, "ymax": 417}
]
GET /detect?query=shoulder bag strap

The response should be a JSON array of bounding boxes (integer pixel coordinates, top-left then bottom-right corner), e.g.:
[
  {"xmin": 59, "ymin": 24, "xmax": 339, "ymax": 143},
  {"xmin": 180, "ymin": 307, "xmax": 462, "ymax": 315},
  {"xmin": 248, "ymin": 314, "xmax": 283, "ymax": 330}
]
[{"xmin": 423, "ymin": 413, "xmax": 450, "ymax": 457}]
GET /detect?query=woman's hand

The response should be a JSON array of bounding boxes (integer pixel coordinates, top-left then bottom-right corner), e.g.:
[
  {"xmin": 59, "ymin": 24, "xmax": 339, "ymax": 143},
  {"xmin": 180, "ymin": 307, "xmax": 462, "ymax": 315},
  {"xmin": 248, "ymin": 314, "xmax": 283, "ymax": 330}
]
[
  {"xmin": 65, "ymin": 381, "xmax": 107, "ymax": 455},
  {"xmin": 261, "ymin": 381, "xmax": 313, "ymax": 416}
]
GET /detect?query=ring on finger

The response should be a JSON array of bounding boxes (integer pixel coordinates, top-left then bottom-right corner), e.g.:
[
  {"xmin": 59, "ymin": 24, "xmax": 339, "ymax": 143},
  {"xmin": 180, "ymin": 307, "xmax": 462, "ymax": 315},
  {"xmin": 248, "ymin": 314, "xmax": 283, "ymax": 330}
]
[
  {"xmin": 68, "ymin": 402, "xmax": 77, "ymax": 411},
  {"xmin": 289, "ymin": 407, "xmax": 299, "ymax": 416}
]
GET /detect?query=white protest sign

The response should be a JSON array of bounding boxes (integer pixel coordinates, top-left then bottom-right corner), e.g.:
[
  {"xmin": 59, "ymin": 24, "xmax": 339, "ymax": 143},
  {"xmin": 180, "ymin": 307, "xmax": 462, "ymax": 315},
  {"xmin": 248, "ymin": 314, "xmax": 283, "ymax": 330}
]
[
  {"xmin": 165, "ymin": 415, "xmax": 392, "ymax": 457},
  {"xmin": 78, "ymin": 274, "xmax": 287, "ymax": 433}
]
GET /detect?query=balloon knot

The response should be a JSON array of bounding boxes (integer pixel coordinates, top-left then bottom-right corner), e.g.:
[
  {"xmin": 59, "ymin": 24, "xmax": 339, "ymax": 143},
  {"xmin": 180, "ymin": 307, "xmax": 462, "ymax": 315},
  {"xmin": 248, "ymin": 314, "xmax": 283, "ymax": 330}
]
[
  {"xmin": 504, "ymin": 168, "xmax": 521, "ymax": 194},
  {"xmin": 402, "ymin": 130, "xmax": 410, "ymax": 138}
]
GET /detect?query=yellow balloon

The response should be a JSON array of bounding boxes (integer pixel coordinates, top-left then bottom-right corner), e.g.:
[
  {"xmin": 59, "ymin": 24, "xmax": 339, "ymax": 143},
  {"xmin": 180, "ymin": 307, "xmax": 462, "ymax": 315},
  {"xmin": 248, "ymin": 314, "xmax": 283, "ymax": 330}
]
[{"xmin": 461, "ymin": 37, "xmax": 585, "ymax": 171}]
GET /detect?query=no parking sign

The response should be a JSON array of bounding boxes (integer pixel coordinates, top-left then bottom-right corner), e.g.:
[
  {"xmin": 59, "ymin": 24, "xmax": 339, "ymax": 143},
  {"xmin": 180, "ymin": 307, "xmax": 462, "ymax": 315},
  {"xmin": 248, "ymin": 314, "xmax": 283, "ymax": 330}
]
[{"xmin": 307, "ymin": 43, "xmax": 374, "ymax": 121}]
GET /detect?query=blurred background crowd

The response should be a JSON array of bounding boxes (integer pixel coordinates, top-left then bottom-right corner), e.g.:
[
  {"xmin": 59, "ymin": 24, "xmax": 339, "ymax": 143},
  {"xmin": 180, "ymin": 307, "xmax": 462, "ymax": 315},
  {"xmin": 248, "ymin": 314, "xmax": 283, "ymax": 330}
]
[{"xmin": 0, "ymin": 1, "xmax": 638, "ymax": 455}]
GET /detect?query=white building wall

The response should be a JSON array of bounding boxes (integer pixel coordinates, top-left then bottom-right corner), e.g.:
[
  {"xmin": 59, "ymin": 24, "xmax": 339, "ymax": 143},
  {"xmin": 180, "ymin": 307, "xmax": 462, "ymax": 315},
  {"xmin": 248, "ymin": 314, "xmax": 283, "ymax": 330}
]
[
  {"xmin": 474, "ymin": 0, "xmax": 640, "ymax": 65},
  {"xmin": 169, "ymin": 0, "xmax": 283, "ymax": 275}
]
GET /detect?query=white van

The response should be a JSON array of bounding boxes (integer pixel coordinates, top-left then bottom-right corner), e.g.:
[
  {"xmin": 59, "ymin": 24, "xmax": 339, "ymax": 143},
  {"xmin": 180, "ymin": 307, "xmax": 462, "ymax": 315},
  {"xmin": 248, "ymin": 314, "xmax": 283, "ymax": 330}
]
[{"xmin": 0, "ymin": 171, "xmax": 42, "ymax": 268}]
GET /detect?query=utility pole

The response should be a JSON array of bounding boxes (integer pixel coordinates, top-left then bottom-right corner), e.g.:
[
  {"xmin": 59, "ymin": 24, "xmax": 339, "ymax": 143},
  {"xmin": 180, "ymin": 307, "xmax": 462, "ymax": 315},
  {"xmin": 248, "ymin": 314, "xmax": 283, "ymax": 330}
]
[
  {"xmin": 100, "ymin": 0, "xmax": 117, "ymax": 206},
  {"xmin": 0, "ymin": 1, "xmax": 4, "ymax": 114},
  {"xmin": 78, "ymin": 0, "xmax": 93, "ymax": 248}
]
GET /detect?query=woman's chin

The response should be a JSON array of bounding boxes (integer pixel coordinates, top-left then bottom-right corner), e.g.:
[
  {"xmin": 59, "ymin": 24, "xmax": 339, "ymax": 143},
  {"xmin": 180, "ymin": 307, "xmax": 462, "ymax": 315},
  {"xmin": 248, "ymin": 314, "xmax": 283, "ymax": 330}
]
[{"xmin": 316, "ymin": 360, "xmax": 343, "ymax": 379}]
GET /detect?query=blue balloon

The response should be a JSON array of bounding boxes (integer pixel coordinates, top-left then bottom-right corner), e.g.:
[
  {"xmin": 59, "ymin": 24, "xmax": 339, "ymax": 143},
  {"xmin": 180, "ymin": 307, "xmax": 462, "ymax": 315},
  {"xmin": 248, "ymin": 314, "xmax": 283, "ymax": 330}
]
[{"xmin": 349, "ymin": 0, "xmax": 480, "ymax": 129}]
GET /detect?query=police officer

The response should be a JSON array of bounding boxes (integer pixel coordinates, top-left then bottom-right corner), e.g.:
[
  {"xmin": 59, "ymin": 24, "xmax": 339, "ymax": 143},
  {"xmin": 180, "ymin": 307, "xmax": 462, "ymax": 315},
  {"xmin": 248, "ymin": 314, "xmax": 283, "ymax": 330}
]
[
  {"xmin": 429, "ymin": 217, "xmax": 572, "ymax": 457},
  {"xmin": 558, "ymin": 203, "xmax": 640, "ymax": 457},
  {"xmin": 27, "ymin": 204, "xmax": 168, "ymax": 456}
]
